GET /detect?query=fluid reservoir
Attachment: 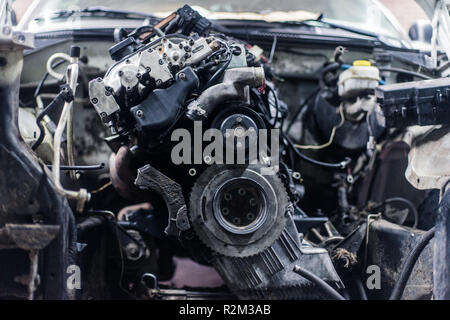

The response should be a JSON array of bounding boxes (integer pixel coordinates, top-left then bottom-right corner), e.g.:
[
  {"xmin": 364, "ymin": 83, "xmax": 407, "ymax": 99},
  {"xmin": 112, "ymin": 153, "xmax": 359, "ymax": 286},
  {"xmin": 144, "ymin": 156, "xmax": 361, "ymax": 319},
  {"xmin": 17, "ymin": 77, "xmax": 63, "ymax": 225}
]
[{"xmin": 338, "ymin": 60, "xmax": 380, "ymax": 98}]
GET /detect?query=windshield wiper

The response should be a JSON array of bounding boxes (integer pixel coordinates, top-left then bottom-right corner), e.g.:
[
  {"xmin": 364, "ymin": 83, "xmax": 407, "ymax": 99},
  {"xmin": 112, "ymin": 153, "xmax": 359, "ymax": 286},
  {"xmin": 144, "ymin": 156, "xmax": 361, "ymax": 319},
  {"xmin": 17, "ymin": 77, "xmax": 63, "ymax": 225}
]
[
  {"xmin": 275, "ymin": 17, "xmax": 405, "ymax": 48},
  {"xmin": 278, "ymin": 18, "xmax": 380, "ymax": 39},
  {"xmin": 34, "ymin": 6, "xmax": 158, "ymax": 22}
]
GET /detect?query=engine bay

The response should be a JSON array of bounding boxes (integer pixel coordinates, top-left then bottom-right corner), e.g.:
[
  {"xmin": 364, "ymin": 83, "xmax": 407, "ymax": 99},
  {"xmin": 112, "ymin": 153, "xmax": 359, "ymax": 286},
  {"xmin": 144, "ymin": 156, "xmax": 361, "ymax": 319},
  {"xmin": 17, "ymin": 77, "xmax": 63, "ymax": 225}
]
[{"xmin": 1, "ymin": 3, "xmax": 450, "ymax": 301}]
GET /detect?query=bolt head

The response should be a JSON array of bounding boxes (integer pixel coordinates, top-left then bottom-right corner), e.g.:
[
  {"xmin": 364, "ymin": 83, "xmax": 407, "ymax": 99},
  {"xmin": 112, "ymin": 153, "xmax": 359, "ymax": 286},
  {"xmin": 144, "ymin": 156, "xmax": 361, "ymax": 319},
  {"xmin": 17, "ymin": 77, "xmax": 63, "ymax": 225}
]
[{"xmin": 135, "ymin": 110, "xmax": 144, "ymax": 118}]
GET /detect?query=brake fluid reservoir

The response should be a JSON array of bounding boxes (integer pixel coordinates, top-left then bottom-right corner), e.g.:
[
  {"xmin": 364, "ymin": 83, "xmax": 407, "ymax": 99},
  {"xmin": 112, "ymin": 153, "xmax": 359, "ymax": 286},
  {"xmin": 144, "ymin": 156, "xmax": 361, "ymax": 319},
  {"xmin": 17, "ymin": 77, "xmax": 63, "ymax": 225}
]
[{"xmin": 338, "ymin": 60, "xmax": 380, "ymax": 98}]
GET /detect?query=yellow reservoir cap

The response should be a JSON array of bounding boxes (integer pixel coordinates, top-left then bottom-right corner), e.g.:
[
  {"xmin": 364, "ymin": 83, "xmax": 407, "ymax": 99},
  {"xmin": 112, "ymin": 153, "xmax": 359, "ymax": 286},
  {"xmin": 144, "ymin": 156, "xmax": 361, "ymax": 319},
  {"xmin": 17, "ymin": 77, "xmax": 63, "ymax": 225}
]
[{"xmin": 353, "ymin": 60, "xmax": 371, "ymax": 67}]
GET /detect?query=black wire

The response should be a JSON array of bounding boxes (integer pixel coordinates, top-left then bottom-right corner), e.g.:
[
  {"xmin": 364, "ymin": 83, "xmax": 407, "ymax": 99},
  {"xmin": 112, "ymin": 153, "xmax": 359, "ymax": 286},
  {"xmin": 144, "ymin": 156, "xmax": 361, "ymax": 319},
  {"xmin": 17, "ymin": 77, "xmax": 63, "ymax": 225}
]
[
  {"xmin": 46, "ymin": 164, "xmax": 105, "ymax": 171},
  {"xmin": 354, "ymin": 276, "xmax": 368, "ymax": 300},
  {"xmin": 293, "ymin": 265, "xmax": 346, "ymax": 300},
  {"xmin": 378, "ymin": 67, "xmax": 432, "ymax": 80},
  {"xmin": 32, "ymin": 104, "xmax": 56, "ymax": 151},
  {"xmin": 266, "ymin": 84, "xmax": 281, "ymax": 128},
  {"xmin": 389, "ymin": 227, "xmax": 435, "ymax": 300},
  {"xmin": 204, "ymin": 42, "xmax": 232, "ymax": 89},
  {"xmin": 286, "ymin": 87, "xmax": 320, "ymax": 133},
  {"xmin": 380, "ymin": 197, "xmax": 419, "ymax": 229},
  {"xmin": 370, "ymin": 196, "xmax": 419, "ymax": 228},
  {"xmin": 32, "ymin": 86, "xmax": 73, "ymax": 150},
  {"xmin": 88, "ymin": 210, "xmax": 137, "ymax": 299},
  {"xmin": 250, "ymin": 88, "xmax": 271, "ymax": 121},
  {"xmin": 34, "ymin": 59, "xmax": 67, "ymax": 99},
  {"xmin": 283, "ymin": 133, "xmax": 351, "ymax": 169}
]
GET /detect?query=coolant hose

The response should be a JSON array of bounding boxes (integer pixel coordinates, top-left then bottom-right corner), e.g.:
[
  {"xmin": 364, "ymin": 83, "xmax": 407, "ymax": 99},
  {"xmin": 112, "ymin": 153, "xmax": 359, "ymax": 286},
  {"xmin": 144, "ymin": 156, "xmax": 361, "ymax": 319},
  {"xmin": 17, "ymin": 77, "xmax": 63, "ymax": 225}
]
[
  {"xmin": 293, "ymin": 265, "xmax": 346, "ymax": 300},
  {"xmin": 389, "ymin": 227, "xmax": 435, "ymax": 300}
]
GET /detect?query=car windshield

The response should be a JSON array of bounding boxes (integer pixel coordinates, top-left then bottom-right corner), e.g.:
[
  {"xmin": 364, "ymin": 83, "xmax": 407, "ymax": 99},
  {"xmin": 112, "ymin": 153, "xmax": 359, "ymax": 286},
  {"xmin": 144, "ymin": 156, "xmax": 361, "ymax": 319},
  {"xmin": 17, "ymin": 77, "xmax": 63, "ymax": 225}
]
[{"xmin": 25, "ymin": 0, "xmax": 404, "ymax": 39}]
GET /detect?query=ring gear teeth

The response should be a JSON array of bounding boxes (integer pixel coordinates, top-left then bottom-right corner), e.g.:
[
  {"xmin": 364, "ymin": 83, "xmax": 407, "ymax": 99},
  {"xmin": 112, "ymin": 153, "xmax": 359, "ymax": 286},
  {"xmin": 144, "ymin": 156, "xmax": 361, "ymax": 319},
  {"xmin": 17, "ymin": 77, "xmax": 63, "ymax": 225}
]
[
  {"xmin": 188, "ymin": 165, "xmax": 343, "ymax": 299},
  {"xmin": 188, "ymin": 165, "xmax": 290, "ymax": 258}
]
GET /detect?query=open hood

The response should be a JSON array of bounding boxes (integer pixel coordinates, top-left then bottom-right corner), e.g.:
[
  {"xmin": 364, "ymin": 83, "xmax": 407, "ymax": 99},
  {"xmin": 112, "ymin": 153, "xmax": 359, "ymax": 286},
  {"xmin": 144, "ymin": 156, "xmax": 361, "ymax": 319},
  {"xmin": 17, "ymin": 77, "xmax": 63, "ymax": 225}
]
[
  {"xmin": 153, "ymin": 6, "xmax": 320, "ymax": 22},
  {"xmin": 415, "ymin": 0, "xmax": 439, "ymax": 18},
  {"xmin": 416, "ymin": 0, "xmax": 450, "ymax": 66}
]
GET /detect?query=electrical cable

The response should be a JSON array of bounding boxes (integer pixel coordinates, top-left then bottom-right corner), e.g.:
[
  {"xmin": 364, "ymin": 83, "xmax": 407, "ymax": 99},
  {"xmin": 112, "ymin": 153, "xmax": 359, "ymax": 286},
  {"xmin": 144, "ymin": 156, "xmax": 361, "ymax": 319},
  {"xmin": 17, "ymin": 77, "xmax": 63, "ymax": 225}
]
[
  {"xmin": 88, "ymin": 210, "xmax": 137, "ymax": 299},
  {"xmin": 283, "ymin": 133, "xmax": 351, "ymax": 170},
  {"xmin": 389, "ymin": 227, "xmax": 435, "ymax": 300},
  {"xmin": 294, "ymin": 100, "xmax": 345, "ymax": 150},
  {"xmin": 204, "ymin": 41, "xmax": 232, "ymax": 89},
  {"xmin": 32, "ymin": 85, "xmax": 73, "ymax": 150},
  {"xmin": 34, "ymin": 59, "xmax": 67, "ymax": 99},
  {"xmin": 354, "ymin": 276, "xmax": 368, "ymax": 300},
  {"xmin": 293, "ymin": 265, "xmax": 346, "ymax": 300},
  {"xmin": 266, "ymin": 84, "xmax": 281, "ymax": 127},
  {"xmin": 286, "ymin": 87, "xmax": 320, "ymax": 133},
  {"xmin": 375, "ymin": 197, "xmax": 419, "ymax": 229}
]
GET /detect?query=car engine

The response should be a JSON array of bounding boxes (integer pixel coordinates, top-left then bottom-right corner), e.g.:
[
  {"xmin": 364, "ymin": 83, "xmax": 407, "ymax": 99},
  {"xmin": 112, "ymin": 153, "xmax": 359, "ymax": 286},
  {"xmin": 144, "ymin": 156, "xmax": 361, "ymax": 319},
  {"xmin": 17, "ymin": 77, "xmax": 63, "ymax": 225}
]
[
  {"xmin": 86, "ymin": 7, "xmax": 343, "ymax": 299},
  {"xmin": 1, "ymin": 2, "xmax": 450, "ymax": 301}
]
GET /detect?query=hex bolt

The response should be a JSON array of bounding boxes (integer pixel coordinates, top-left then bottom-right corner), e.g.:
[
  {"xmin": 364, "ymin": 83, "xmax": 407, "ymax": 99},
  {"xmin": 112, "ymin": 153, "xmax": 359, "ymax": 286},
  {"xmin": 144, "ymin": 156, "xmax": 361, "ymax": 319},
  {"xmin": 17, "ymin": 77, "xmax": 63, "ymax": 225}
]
[
  {"xmin": 92, "ymin": 98, "xmax": 99, "ymax": 104},
  {"xmin": 135, "ymin": 110, "xmax": 144, "ymax": 118},
  {"xmin": 15, "ymin": 33, "xmax": 26, "ymax": 43},
  {"xmin": 204, "ymin": 155, "xmax": 212, "ymax": 164},
  {"xmin": 100, "ymin": 112, "xmax": 107, "ymax": 118},
  {"xmin": 2, "ymin": 26, "xmax": 11, "ymax": 36}
]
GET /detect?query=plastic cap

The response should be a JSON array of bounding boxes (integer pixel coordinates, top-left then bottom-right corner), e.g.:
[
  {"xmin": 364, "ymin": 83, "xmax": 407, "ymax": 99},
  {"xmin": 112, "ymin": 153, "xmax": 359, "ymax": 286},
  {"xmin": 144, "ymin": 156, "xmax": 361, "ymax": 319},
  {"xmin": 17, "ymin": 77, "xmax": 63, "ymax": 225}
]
[
  {"xmin": 353, "ymin": 60, "xmax": 371, "ymax": 67},
  {"xmin": 70, "ymin": 46, "xmax": 81, "ymax": 58}
]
